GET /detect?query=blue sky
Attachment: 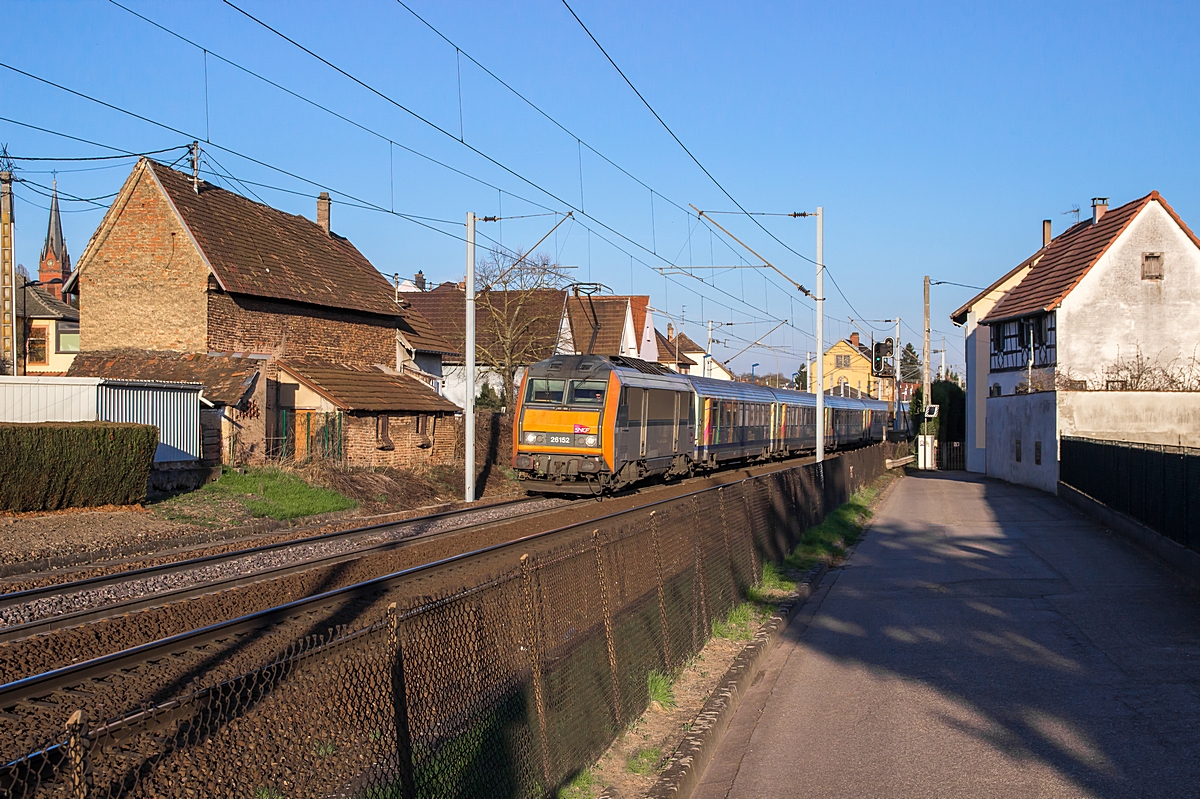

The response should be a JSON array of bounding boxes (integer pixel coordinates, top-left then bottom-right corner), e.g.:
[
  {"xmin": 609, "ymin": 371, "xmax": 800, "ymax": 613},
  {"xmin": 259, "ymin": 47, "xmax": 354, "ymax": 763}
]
[{"xmin": 4, "ymin": 0, "xmax": 1198, "ymax": 376}]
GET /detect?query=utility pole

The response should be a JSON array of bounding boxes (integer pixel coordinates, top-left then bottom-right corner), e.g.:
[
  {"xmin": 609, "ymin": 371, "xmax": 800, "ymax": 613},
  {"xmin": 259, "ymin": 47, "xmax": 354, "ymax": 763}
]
[
  {"xmin": 893, "ymin": 316, "xmax": 901, "ymax": 430},
  {"xmin": 940, "ymin": 334, "xmax": 946, "ymax": 381},
  {"xmin": 923, "ymin": 275, "xmax": 931, "ymax": 434},
  {"xmin": 465, "ymin": 211, "xmax": 477, "ymax": 502},
  {"xmin": 816, "ymin": 207, "xmax": 825, "ymax": 463},
  {"xmin": 191, "ymin": 141, "xmax": 200, "ymax": 194},
  {"xmin": 706, "ymin": 320, "xmax": 714, "ymax": 378},
  {"xmin": 1, "ymin": 171, "xmax": 14, "ymax": 375}
]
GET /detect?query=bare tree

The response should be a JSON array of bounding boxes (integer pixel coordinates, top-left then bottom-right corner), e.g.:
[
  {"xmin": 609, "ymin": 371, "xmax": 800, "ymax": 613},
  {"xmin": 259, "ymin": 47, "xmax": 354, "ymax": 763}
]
[{"xmin": 472, "ymin": 246, "xmax": 571, "ymax": 405}]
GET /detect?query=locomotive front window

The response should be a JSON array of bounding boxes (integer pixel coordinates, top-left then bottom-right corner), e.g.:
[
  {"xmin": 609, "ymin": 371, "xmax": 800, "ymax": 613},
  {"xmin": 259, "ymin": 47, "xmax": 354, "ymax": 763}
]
[
  {"xmin": 568, "ymin": 380, "xmax": 607, "ymax": 405},
  {"xmin": 526, "ymin": 378, "xmax": 566, "ymax": 404}
]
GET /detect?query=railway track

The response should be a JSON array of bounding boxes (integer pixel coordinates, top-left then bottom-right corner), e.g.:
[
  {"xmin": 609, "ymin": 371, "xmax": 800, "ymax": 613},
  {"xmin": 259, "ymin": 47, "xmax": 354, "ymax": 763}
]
[{"xmin": 0, "ymin": 495, "xmax": 567, "ymax": 643}]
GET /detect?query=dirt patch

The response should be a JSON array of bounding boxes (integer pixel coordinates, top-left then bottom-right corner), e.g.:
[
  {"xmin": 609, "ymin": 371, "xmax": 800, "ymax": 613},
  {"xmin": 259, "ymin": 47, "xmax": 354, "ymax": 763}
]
[{"xmin": 0, "ymin": 507, "xmax": 199, "ymax": 568}]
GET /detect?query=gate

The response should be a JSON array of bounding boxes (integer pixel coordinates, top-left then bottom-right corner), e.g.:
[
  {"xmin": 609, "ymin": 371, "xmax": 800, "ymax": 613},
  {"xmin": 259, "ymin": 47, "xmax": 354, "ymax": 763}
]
[
  {"xmin": 937, "ymin": 440, "xmax": 966, "ymax": 470},
  {"xmin": 271, "ymin": 409, "xmax": 346, "ymax": 463}
]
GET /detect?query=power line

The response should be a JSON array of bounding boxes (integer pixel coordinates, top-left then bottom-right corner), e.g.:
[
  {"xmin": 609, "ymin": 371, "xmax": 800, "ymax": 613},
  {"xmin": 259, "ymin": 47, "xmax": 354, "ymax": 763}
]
[
  {"xmin": 0, "ymin": 115, "xmax": 187, "ymax": 159},
  {"xmin": 108, "ymin": 0, "xmax": 818, "ymax": 343}
]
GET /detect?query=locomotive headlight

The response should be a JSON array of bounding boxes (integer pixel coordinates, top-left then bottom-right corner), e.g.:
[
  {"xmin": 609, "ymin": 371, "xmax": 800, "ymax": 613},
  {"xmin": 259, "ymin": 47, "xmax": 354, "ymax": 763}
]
[
  {"xmin": 584, "ymin": 435, "xmax": 598, "ymax": 447},
  {"xmin": 524, "ymin": 432, "xmax": 538, "ymax": 444}
]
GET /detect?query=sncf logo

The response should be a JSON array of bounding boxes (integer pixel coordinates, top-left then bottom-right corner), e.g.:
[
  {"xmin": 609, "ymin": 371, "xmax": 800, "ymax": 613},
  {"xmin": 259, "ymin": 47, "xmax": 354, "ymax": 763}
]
[{"xmin": 573, "ymin": 424, "xmax": 592, "ymax": 434}]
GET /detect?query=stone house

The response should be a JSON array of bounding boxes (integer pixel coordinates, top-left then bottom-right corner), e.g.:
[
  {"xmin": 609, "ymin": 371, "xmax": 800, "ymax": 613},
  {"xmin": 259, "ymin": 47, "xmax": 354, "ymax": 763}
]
[
  {"xmin": 275, "ymin": 360, "xmax": 458, "ymax": 468},
  {"xmin": 62, "ymin": 158, "xmax": 453, "ymax": 464},
  {"xmin": 952, "ymin": 192, "xmax": 1200, "ymax": 486}
]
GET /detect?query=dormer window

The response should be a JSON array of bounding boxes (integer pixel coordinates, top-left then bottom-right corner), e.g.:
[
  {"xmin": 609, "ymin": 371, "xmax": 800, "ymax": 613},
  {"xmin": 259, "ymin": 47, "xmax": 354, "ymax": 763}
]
[{"xmin": 1142, "ymin": 252, "xmax": 1164, "ymax": 280}]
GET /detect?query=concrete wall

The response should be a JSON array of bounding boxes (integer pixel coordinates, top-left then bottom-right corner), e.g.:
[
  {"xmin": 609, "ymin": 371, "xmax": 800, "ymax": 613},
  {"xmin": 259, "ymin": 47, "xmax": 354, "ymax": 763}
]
[
  {"xmin": 1058, "ymin": 390, "xmax": 1200, "ymax": 447},
  {"xmin": 986, "ymin": 392, "xmax": 1058, "ymax": 493},
  {"xmin": 1058, "ymin": 200, "xmax": 1200, "ymax": 386}
]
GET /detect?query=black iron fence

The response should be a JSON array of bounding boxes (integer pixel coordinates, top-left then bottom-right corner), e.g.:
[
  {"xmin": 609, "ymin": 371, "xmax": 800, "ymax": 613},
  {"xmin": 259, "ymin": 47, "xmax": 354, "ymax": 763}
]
[
  {"xmin": 0, "ymin": 443, "xmax": 902, "ymax": 799},
  {"xmin": 936, "ymin": 440, "xmax": 966, "ymax": 471},
  {"xmin": 1060, "ymin": 436, "xmax": 1200, "ymax": 555}
]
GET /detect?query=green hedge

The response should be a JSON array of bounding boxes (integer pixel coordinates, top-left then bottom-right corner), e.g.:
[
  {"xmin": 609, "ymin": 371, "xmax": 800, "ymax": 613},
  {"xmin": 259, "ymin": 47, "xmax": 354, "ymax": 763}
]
[{"xmin": 0, "ymin": 422, "xmax": 159, "ymax": 512}]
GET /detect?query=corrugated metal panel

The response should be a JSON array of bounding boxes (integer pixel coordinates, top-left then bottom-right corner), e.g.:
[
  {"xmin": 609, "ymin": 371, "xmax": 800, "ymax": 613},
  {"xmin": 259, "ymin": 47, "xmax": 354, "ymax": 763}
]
[
  {"xmin": 685, "ymin": 375, "xmax": 778, "ymax": 403},
  {"xmin": 0, "ymin": 376, "xmax": 101, "ymax": 422},
  {"xmin": 97, "ymin": 381, "xmax": 202, "ymax": 462}
]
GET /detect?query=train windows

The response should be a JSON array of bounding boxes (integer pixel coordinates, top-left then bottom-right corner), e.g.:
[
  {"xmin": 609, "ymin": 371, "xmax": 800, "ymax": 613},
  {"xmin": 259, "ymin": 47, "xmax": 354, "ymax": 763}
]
[
  {"xmin": 625, "ymin": 387, "xmax": 645, "ymax": 426},
  {"xmin": 569, "ymin": 380, "xmax": 607, "ymax": 405},
  {"xmin": 647, "ymin": 389, "xmax": 676, "ymax": 421},
  {"xmin": 526, "ymin": 378, "xmax": 565, "ymax": 404}
]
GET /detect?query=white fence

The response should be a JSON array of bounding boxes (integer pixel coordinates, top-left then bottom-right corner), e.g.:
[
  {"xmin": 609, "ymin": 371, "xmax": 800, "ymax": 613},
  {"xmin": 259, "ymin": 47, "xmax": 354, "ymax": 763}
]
[{"xmin": 0, "ymin": 376, "xmax": 202, "ymax": 461}]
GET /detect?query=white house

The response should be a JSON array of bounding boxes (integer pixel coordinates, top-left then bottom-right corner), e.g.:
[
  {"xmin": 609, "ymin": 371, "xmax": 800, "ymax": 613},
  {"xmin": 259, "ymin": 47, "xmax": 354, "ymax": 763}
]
[{"xmin": 957, "ymin": 192, "xmax": 1200, "ymax": 488}]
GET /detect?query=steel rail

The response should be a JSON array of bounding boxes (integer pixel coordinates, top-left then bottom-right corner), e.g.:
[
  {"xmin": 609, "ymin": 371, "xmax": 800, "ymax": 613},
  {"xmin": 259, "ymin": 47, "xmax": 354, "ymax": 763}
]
[
  {"xmin": 0, "ymin": 496, "xmax": 545, "ymax": 641},
  {"xmin": 0, "ymin": 463, "xmax": 767, "ymax": 709}
]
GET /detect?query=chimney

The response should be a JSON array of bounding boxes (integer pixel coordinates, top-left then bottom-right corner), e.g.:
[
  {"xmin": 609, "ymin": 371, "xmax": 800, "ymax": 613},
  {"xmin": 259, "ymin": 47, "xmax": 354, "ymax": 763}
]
[
  {"xmin": 1091, "ymin": 197, "xmax": 1108, "ymax": 225},
  {"xmin": 317, "ymin": 192, "xmax": 331, "ymax": 235},
  {"xmin": 1043, "ymin": 219, "xmax": 1052, "ymax": 247},
  {"xmin": 850, "ymin": 331, "xmax": 860, "ymax": 349},
  {"xmin": 415, "ymin": 270, "xmax": 426, "ymax": 291},
  {"xmin": 667, "ymin": 322, "xmax": 675, "ymax": 340}
]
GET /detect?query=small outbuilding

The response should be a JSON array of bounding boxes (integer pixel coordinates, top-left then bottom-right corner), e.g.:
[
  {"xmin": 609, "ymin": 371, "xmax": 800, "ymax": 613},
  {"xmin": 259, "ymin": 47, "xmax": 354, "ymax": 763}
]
[{"xmin": 275, "ymin": 360, "xmax": 459, "ymax": 468}]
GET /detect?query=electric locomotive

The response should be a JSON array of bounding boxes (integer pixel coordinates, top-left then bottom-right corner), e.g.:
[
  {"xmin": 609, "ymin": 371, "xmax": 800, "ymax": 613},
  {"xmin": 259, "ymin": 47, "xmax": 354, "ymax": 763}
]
[
  {"xmin": 512, "ymin": 355, "xmax": 695, "ymax": 494},
  {"xmin": 512, "ymin": 354, "xmax": 891, "ymax": 494}
]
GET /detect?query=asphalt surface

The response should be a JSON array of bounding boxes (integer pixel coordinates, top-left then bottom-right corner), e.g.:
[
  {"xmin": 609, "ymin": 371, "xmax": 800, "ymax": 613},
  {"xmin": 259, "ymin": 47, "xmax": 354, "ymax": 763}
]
[{"xmin": 695, "ymin": 471, "xmax": 1200, "ymax": 799}]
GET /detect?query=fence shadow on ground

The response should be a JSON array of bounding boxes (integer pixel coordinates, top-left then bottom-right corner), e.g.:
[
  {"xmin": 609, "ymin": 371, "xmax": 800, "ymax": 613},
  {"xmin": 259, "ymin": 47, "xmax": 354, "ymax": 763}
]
[{"xmin": 760, "ymin": 470, "xmax": 1200, "ymax": 798}]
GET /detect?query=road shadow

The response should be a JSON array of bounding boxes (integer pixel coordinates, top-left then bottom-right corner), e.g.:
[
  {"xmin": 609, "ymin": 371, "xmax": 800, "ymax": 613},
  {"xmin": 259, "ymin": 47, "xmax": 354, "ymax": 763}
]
[{"xmin": 757, "ymin": 470, "xmax": 1200, "ymax": 797}]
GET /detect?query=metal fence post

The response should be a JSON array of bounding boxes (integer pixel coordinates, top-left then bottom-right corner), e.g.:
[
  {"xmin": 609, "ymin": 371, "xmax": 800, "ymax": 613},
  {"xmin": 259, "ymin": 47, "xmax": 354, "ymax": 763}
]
[
  {"xmin": 519, "ymin": 554, "xmax": 552, "ymax": 790},
  {"xmin": 386, "ymin": 604, "xmax": 417, "ymax": 799},
  {"xmin": 65, "ymin": 709, "xmax": 89, "ymax": 799},
  {"xmin": 591, "ymin": 530, "xmax": 623, "ymax": 726},
  {"xmin": 649, "ymin": 511, "xmax": 672, "ymax": 668}
]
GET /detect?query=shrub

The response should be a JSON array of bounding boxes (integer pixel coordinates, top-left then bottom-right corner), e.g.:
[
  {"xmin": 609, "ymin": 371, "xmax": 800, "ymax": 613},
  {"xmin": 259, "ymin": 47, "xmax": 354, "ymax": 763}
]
[{"xmin": 0, "ymin": 422, "xmax": 158, "ymax": 511}]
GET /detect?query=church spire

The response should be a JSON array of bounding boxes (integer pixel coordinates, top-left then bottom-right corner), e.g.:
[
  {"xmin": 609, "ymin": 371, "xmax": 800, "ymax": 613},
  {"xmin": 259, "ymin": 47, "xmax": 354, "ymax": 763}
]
[{"xmin": 38, "ymin": 179, "xmax": 70, "ymax": 300}]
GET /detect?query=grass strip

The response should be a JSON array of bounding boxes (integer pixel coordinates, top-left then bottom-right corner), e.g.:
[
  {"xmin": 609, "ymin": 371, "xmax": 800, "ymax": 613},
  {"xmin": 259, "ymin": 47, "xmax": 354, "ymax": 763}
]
[{"xmin": 154, "ymin": 466, "xmax": 357, "ymax": 524}]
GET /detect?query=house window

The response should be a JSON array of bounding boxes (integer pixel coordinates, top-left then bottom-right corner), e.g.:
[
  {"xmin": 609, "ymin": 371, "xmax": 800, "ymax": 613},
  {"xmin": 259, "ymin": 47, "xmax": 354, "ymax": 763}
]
[
  {"xmin": 1002, "ymin": 321, "xmax": 1020, "ymax": 353},
  {"xmin": 835, "ymin": 354, "xmax": 852, "ymax": 369},
  {"xmin": 416, "ymin": 414, "xmax": 429, "ymax": 435},
  {"xmin": 376, "ymin": 414, "xmax": 394, "ymax": 451},
  {"xmin": 1015, "ymin": 438, "xmax": 1022, "ymax": 463},
  {"xmin": 1142, "ymin": 252, "xmax": 1163, "ymax": 280},
  {"xmin": 1034, "ymin": 441, "xmax": 1042, "ymax": 465},
  {"xmin": 26, "ymin": 325, "xmax": 49, "ymax": 366},
  {"xmin": 56, "ymin": 321, "xmax": 79, "ymax": 353}
]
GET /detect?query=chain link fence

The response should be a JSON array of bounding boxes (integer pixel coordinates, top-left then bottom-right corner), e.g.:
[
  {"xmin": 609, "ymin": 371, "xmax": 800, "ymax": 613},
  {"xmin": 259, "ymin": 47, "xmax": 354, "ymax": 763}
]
[
  {"xmin": 1, "ymin": 443, "xmax": 901, "ymax": 799},
  {"xmin": 1060, "ymin": 436, "xmax": 1200, "ymax": 555}
]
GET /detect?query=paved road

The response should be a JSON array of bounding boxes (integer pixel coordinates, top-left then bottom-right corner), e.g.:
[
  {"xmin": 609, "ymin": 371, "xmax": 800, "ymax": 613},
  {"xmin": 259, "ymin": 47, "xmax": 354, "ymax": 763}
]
[{"xmin": 695, "ymin": 472, "xmax": 1200, "ymax": 799}]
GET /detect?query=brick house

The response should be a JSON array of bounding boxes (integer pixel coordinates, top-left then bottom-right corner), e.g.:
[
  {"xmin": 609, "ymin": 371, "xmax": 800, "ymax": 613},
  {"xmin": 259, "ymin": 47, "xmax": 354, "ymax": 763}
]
[
  {"xmin": 15, "ymin": 285, "xmax": 78, "ymax": 375},
  {"xmin": 63, "ymin": 158, "xmax": 453, "ymax": 464},
  {"xmin": 68, "ymin": 349, "xmax": 265, "ymax": 464},
  {"xmin": 275, "ymin": 360, "xmax": 458, "ymax": 468}
]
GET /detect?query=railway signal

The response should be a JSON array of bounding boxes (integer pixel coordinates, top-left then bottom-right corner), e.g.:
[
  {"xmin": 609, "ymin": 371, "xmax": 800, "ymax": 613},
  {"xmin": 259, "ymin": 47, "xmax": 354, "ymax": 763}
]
[{"xmin": 872, "ymin": 337, "xmax": 894, "ymax": 377}]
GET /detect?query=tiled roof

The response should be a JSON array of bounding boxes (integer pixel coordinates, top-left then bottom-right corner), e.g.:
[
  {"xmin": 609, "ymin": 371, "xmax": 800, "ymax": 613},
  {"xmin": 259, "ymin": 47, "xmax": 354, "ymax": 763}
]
[
  {"xmin": 16, "ymin": 285, "xmax": 78, "ymax": 321},
  {"xmin": 950, "ymin": 250, "xmax": 1041, "ymax": 325},
  {"xmin": 406, "ymin": 284, "xmax": 565, "ymax": 363},
  {"xmin": 982, "ymin": 192, "xmax": 1197, "ymax": 323},
  {"xmin": 68, "ymin": 349, "xmax": 260, "ymax": 406},
  {"xmin": 148, "ymin": 160, "xmax": 401, "ymax": 317},
  {"xmin": 565, "ymin": 296, "xmax": 629, "ymax": 355},
  {"xmin": 278, "ymin": 359, "xmax": 459, "ymax": 413},
  {"xmin": 626, "ymin": 296, "xmax": 649, "ymax": 339},
  {"xmin": 671, "ymin": 331, "xmax": 706, "ymax": 354},
  {"xmin": 393, "ymin": 298, "xmax": 453, "ymax": 355},
  {"xmin": 655, "ymin": 329, "xmax": 697, "ymax": 366}
]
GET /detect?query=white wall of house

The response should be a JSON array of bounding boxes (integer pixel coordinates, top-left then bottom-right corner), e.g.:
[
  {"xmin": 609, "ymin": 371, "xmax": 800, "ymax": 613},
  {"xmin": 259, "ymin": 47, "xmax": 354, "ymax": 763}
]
[
  {"xmin": 441, "ymin": 365, "xmax": 521, "ymax": 410},
  {"xmin": 986, "ymin": 392, "xmax": 1059, "ymax": 493},
  {"xmin": 1057, "ymin": 201, "xmax": 1200, "ymax": 386},
  {"xmin": 1059, "ymin": 391, "xmax": 1200, "ymax": 447}
]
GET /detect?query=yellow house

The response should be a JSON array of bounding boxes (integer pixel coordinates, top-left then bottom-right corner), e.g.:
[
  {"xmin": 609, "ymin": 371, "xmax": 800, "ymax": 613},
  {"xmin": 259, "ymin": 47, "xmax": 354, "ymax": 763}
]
[
  {"xmin": 808, "ymin": 332, "xmax": 880, "ymax": 398},
  {"xmin": 16, "ymin": 285, "xmax": 79, "ymax": 375}
]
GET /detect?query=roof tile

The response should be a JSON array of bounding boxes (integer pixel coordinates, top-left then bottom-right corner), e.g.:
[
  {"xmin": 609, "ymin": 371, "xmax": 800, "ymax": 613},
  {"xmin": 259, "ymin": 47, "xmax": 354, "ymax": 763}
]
[
  {"xmin": 68, "ymin": 349, "xmax": 259, "ymax": 406},
  {"xmin": 278, "ymin": 359, "xmax": 459, "ymax": 413}
]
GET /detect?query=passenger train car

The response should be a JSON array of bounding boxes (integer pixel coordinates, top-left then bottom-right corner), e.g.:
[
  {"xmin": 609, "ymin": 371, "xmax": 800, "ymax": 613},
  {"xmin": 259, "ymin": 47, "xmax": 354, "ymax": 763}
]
[{"xmin": 512, "ymin": 354, "xmax": 890, "ymax": 494}]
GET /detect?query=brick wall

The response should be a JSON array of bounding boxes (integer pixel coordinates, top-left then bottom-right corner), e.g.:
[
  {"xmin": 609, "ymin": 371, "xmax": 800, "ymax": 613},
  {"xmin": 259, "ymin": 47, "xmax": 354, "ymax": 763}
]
[
  {"xmin": 343, "ymin": 412, "xmax": 455, "ymax": 469},
  {"xmin": 207, "ymin": 293, "xmax": 397, "ymax": 367},
  {"xmin": 80, "ymin": 168, "xmax": 210, "ymax": 352}
]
